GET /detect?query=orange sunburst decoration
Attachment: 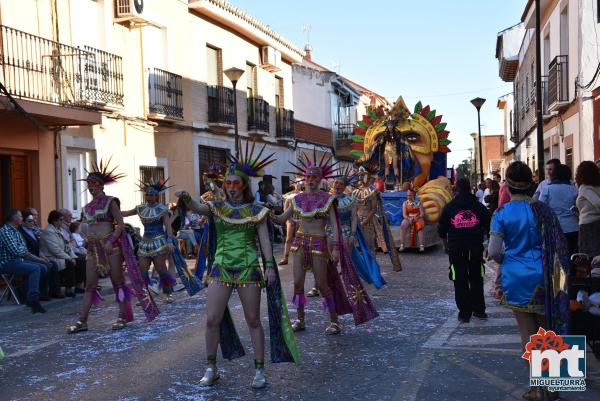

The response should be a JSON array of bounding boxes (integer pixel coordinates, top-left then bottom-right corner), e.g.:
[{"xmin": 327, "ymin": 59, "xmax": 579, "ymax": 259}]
[
  {"xmin": 351, "ymin": 286, "xmax": 365, "ymax": 305},
  {"xmin": 521, "ymin": 327, "xmax": 570, "ymax": 372}
]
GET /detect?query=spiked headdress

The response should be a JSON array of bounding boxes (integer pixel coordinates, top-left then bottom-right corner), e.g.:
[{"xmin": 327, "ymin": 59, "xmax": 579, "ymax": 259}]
[
  {"xmin": 334, "ymin": 165, "xmax": 359, "ymax": 187},
  {"xmin": 226, "ymin": 140, "xmax": 276, "ymax": 182},
  {"xmin": 84, "ymin": 158, "xmax": 125, "ymax": 186},
  {"xmin": 286, "ymin": 148, "xmax": 340, "ymax": 183},
  {"xmin": 138, "ymin": 178, "xmax": 172, "ymax": 195},
  {"xmin": 203, "ymin": 162, "xmax": 225, "ymax": 182}
]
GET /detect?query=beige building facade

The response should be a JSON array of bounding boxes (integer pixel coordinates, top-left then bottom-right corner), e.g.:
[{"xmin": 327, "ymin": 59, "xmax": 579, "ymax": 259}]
[{"xmin": 0, "ymin": 0, "xmax": 303, "ymax": 225}]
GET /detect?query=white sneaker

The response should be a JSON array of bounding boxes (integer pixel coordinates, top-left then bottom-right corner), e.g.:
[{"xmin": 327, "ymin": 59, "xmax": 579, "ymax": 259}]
[
  {"xmin": 199, "ymin": 367, "xmax": 219, "ymax": 387},
  {"xmin": 251, "ymin": 368, "xmax": 266, "ymax": 389},
  {"xmin": 149, "ymin": 281, "xmax": 160, "ymax": 295},
  {"xmin": 174, "ymin": 283, "xmax": 185, "ymax": 292}
]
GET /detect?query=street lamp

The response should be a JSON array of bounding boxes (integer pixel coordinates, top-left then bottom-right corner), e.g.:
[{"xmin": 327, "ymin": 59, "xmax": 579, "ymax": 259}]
[
  {"xmin": 224, "ymin": 67, "xmax": 245, "ymax": 159},
  {"xmin": 470, "ymin": 132, "xmax": 478, "ymax": 184},
  {"xmin": 470, "ymin": 97, "xmax": 486, "ymax": 182}
]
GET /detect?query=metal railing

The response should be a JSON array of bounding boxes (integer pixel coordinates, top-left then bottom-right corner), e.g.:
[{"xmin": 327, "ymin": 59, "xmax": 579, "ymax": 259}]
[
  {"xmin": 207, "ymin": 85, "xmax": 234, "ymax": 125},
  {"xmin": 247, "ymin": 97, "xmax": 269, "ymax": 132},
  {"xmin": 335, "ymin": 122, "xmax": 357, "ymax": 140},
  {"xmin": 147, "ymin": 67, "xmax": 183, "ymax": 119},
  {"xmin": 0, "ymin": 25, "xmax": 123, "ymax": 108},
  {"xmin": 548, "ymin": 55, "xmax": 568, "ymax": 107},
  {"xmin": 541, "ymin": 75, "xmax": 549, "ymax": 115},
  {"xmin": 276, "ymin": 108, "xmax": 294, "ymax": 138}
]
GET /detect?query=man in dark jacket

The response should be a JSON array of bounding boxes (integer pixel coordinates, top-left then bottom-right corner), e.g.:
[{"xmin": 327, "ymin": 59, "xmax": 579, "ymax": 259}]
[{"xmin": 438, "ymin": 178, "xmax": 490, "ymax": 323}]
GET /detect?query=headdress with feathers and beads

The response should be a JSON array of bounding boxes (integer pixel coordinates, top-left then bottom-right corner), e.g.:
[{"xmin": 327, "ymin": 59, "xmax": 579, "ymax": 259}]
[
  {"xmin": 138, "ymin": 178, "xmax": 173, "ymax": 195},
  {"xmin": 286, "ymin": 148, "xmax": 340, "ymax": 183},
  {"xmin": 226, "ymin": 140, "xmax": 276, "ymax": 181},
  {"xmin": 84, "ymin": 158, "xmax": 125, "ymax": 185}
]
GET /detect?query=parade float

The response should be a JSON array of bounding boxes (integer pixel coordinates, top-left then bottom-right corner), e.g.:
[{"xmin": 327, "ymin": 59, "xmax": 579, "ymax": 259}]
[{"xmin": 352, "ymin": 97, "xmax": 453, "ymax": 249}]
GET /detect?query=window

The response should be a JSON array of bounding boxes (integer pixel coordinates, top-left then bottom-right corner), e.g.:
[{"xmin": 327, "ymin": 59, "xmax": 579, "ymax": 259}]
[
  {"xmin": 275, "ymin": 76, "xmax": 284, "ymax": 108},
  {"xmin": 530, "ymin": 63, "xmax": 535, "ymax": 103},
  {"xmin": 560, "ymin": 6, "xmax": 569, "ymax": 56},
  {"xmin": 198, "ymin": 145, "xmax": 228, "ymax": 193},
  {"xmin": 543, "ymin": 32, "xmax": 550, "ymax": 74},
  {"xmin": 525, "ymin": 76, "xmax": 529, "ymax": 111},
  {"xmin": 246, "ymin": 63, "xmax": 257, "ymax": 97},
  {"xmin": 206, "ymin": 45, "xmax": 222, "ymax": 86},
  {"xmin": 139, "ymin": 166, "xmax": 166, "ymax": 203},
  {"xmin": 565, "ymin": 147, "xmax": 573, "ymax": 172},
  {"xmin": 281, "ymin": 175, "xmax": 290, "ymax": 194}
]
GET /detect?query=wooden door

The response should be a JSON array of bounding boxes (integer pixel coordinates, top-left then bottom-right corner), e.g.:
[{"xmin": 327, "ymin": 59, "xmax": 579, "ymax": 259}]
[
  {"xmin": 593, "ymin": 87, "xmax": 600, "ymax": 160},
  {"xmin": 10, "ymin": 155, "xmax": 31, "ymax": 211}
]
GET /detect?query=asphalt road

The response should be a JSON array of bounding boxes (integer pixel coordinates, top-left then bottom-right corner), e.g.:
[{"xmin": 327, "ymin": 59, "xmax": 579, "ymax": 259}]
[{"xmin": 1, "ymin": 245, "xmax": 599, "ymax": 401}]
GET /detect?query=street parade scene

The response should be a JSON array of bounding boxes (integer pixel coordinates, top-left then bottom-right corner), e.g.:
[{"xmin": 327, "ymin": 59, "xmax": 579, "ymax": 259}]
[{"xmin": 2, "ymin": 1, "xmax": 600, "ymax": 400}]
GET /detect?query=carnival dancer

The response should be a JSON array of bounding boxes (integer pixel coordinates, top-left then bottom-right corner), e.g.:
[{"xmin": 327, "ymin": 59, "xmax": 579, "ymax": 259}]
[
  {"xmin": 279, "ymin": 182, "xmax": 301, "ymax": 266},
  {"xmin": 329, "ymin": 168, "xmax": 385, "ymax": 289},
  {"xmin": 68, "ymin": 160, "xmax": 159, "ymax": 333},
  {"xmin": 122, "ymin": 179, "xmax": 183, "ymax": 303},
  {"xmin": 275, "ymin": 151, "xmax": 379, "ymax": 335},
  {"xmin": 354, "ymin": 167, "xmax": 402, "ymax": 271},
  {"xmin": 176, "ymin": 141, "xmax": 299, "ymax": 389},
  {"xmin": 398, "ymin": 188, "xmax": 426, "ymax": 252}
]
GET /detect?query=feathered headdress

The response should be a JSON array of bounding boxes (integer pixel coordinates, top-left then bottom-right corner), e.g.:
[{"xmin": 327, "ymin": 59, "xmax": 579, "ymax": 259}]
[
  {"xmin": 286, "ymin": 147, "xmax": 340, "ymax": 183},
  {"xmin": 226, "ymin": 140, "xmax": 276, "ymax": 181},
  {"xmin": 138, "ymin": 178, "xmax": 172, "ymax": 195},
  {"xmin": 84, "ymin": 158, "xmax": 125, "ymax": 185},
  {"xmin": 203, "ymin": 162, "xmax": 225, "ymax": 182},
  {"xmin": 334, "ymin": 165, "xmax": 359, "ymax": 187}
]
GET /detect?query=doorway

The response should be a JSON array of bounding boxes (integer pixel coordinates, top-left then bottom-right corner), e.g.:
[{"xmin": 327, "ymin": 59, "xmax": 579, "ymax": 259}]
[
  {"xmin": 65, "ymin": 152, "xmax": 88, "ymax": 219},
  {"xmin": 0, "ymin": 154, "xmax": 32, "ymax": 222}
]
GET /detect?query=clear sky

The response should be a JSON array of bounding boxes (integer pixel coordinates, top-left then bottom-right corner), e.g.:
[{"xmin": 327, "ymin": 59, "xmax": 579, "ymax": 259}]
[{"xmin": 231, "ymin": 0, "xmax": 525, "ymax": 166}]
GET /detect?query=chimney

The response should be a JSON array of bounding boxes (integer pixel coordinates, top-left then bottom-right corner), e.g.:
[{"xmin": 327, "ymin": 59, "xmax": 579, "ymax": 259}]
[{"xmin": 304, "ymin": 44, "xmax": 313, "ymax": 61}]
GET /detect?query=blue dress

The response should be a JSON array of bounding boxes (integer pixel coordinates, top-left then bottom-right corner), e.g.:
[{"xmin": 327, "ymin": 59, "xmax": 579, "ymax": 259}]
[{"xmin": 491, "ymin": 199, "xmax": 545, "ymax": 314}]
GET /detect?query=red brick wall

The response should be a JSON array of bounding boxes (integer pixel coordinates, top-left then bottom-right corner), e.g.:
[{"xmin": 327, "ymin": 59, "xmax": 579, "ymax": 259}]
[
  {"xmin": 482, "ymin": 135, "xmax": 504, "ymax": 172},
  {"xmin": 294, "ymin": 120, "xmax": 333, "ymax": 147}
]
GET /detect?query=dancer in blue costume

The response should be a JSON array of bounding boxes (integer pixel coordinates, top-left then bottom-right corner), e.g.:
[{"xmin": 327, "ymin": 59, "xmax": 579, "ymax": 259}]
[
  {"xmin": 328, "ymin": 167, "xmax": 385, "ymax": 289},
  {"xmin": 123, "ymin": 179, "xmax": 178, "ymax": 303}
]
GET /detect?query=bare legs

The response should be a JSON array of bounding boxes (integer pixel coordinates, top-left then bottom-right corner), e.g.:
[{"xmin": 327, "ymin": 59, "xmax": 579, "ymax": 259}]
[
  {"xmin": 201, "ymin": 284, "xmax": 265, "ymax": 388},
  {"xmin": 140, "ymin": 253, "xmax": 174, "ymax": 301},
  {"xmin": 280, "ymin": 221, "xmax": 296, "ymax": 265},
  {"xmin": 292, "ymin": 249, "xmax": 338, "ymax": 329}
]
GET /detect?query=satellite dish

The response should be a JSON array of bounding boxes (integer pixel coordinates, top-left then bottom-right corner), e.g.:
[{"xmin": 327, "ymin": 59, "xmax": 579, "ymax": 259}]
[{"xmin": 134, "ymin": 0, "xmax": 144, "ymax": 14}]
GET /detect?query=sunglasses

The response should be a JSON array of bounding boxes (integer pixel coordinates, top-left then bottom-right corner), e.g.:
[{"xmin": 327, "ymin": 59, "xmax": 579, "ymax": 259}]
[{"xmin": 25, "ymin": 218, "xmax": 35, "ymax": 222}]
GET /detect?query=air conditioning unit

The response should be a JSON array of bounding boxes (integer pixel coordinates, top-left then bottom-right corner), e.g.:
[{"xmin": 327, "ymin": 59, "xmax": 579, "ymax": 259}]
[
  {"xmin": 260, "ymin": 46, "xmax": 281, "ymax": 73},
  {"xmin": 115, "ymin": 0, "xmax": 147, "ymax": 24}
]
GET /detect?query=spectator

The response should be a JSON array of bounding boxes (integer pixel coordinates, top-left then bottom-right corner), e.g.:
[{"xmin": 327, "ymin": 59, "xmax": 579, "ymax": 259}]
[
  {"xmin": 475, "ymin": 182, "xmax": 485, "ymax": 204},
  {"xmin": 481, "ymin": 178, "xmax": 493, "ymax": 208},
  {"xmin": 438, "ymin": 178, "xmax": 490, "ymax": 323},
  {"xmin": 595, "ymin": 158, "xmax": 600, "ymax": 172},
  {"xmin": 533, "ymin": 158, "xmax": 560, "ymax": 200},
  {"xmin": 23, "ymin": 207, "xmax": 41, "ymax": 236},
  {"xmin": 484, "ymin": 180, "xmax": 500, "ymax": 214},
  {"xmin": 488, "ymin": 161, "xmax": 568, "ymax": 401},
  {"xmin": 20, "ymin": 210, "xmax": 63, "ymax": 299},
  {"xmin": 69, "ymin": 222, "xmax": 87, "ymax": 256},
  {"xmin": 498, "ymin": 181, "xmax": 511, "ymax": 208},
  {"xmin": 0, "ymin": 208, "xmax": 48, "ymax": 313},
  {"xmin": 40, "ymin": 210, "xmax": 78, "ymax": 298},
  {"xmin": 255, "ymin": 181, "xmax": 266, "ymax": 204},
  {"xmin": 58, "ymin": 209, "xmax": 85, "ymax": 292},
  {"xmin": 575, "ymin": 161, "xmax": 600, "ymax": 257},
  {"xmin": 539, "ymin": 164, "xmax": 579, "ymax": 256},
  {"xmin": 492, "ymin": 172, "xmax": 502, "ymax": 182}
]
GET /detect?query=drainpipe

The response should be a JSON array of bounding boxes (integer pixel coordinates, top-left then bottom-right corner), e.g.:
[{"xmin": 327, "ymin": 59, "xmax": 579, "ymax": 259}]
[{"xmin": 54, "ymin": 129, "xmax": 62, "ymax": 209}]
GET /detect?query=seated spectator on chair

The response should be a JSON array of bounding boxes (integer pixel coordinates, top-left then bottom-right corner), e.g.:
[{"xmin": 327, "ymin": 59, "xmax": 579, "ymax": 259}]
[
  {"xmin": 20, "ymin": 210, "xmax": 63, "ymax": 300},
  {"xmin": 0, "ymin": 208, "xmax": 49, "ymax": 313},
  {"xmin": 58, "ymin": 209, "xmax": 86, "ymax": 292},
  {"xmin": 40, "ymin": 210, "xmax": 78, "ymax": 298}
]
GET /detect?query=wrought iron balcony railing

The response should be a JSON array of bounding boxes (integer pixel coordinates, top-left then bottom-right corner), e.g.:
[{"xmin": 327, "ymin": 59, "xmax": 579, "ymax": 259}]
[
  {"xmin": 548, "ymin": 55, "xmax": 568, "ymax": 108},
  {"xmin": 335, "ymin": 123, "xmax": 357, "ymax": 140},
  {"xmin": 276, "ymin": 108, "xmax": 294, "ymax": 138},
  {"xmin": 147, "ymin": 67, "xmax": 183, "ymax": 119},
  {"xmin": 247, "ymin": 97, "xmax": 269, "ymax": 132},
  {"xmin": 207, "ymin": 85, "xmax": 234, "ymax": 125},
  {"xmin": 0, "ymin": 24, "xmax": 123, "ymax": 108}
]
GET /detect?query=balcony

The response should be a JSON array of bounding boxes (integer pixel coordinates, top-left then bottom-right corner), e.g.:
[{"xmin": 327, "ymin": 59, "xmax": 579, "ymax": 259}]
[
  {"xmin": 275, "ymin": 108, "xmax": 294, "ymax": 142},
  {"xmin": 247, "ymin": 97, "xmax": 269, "ymax": 136},
  {"xmin": 207, "ymin": 85, "xmax": 234, "ymax": 130},
  {"xmin": 335, "ymin": 123, "xmax": 358, "ymax": 160},
  {"xmin": 147, "ymin": 67, "xmax": 183, "ymax": 120},
  {"xmin": 548, "ymin": 55, "xmax": 569, "ymax": 111},
  {"xmin": 0, "ymin": 25, "xmax": 123, "ymax": 112}
]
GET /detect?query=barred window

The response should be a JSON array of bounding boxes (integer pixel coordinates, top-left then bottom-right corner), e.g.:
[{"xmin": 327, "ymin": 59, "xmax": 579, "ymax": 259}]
[{"xmin": 139, "ymin": 165, "xmax": 165, "ymax": 204}]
